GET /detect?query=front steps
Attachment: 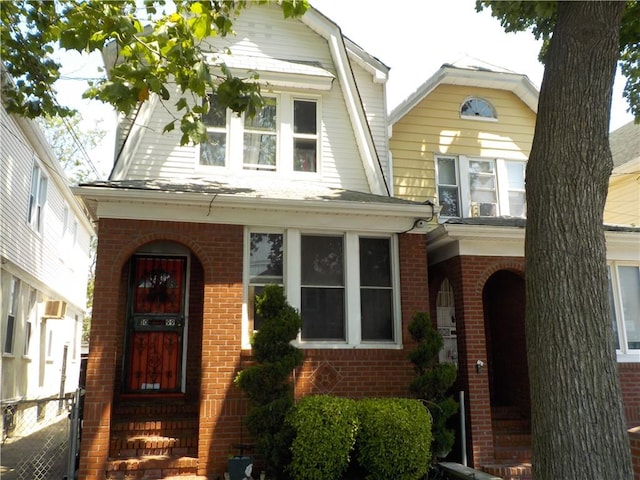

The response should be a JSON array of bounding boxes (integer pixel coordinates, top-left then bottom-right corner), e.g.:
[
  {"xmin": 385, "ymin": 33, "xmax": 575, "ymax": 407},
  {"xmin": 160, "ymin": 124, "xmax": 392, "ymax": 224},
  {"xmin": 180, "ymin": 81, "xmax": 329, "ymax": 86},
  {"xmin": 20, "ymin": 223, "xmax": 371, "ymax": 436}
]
[
  {"xmin": 106, "ymin": 400, "xmax": 200, "ymax": 479},
  {"xmin": 483, "ymin": 406, "xmax": 532, "ymax": 480}
]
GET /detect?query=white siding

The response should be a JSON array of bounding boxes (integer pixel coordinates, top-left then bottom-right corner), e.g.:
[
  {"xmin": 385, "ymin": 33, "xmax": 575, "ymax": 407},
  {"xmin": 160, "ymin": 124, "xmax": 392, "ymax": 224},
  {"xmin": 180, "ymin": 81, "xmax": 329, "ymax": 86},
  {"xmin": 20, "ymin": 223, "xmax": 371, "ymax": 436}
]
[
  {"xmin": 350, "ymin": 60, "xmax": 389, "ymax": 183},
  {"xmin": 115, "ymin": 4, "xmax": 372, "ymax": 193},
  {"xmin": 1, "ymin": 107, "xmax": 93, "ymax": 402}
]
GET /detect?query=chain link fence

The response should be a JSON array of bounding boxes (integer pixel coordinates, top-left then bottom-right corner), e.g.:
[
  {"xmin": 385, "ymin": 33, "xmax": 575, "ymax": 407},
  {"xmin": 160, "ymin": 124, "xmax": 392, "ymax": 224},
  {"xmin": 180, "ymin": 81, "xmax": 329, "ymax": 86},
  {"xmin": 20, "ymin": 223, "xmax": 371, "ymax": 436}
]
[{"xmin": 1, "ymin": 390, "xmax": 82, "ymax": 480}]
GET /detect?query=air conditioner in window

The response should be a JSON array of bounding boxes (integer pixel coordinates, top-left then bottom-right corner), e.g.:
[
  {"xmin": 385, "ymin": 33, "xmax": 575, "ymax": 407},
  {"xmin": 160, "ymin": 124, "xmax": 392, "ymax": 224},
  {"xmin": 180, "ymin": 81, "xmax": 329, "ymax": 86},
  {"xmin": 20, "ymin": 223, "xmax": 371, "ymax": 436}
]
[
  {"xmin": 479, "ymin": 202, "xmax": 497, "ymax": 217},
  {"xmin": 43, "ymin": 300, "xmax": 67, "ymax": 319}
]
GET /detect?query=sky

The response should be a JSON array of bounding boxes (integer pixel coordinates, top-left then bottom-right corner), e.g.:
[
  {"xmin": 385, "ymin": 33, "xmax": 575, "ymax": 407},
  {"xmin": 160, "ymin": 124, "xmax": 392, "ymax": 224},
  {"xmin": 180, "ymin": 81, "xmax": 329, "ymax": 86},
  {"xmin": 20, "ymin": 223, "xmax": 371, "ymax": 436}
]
[{"xmin": 54, "ymin": 0, "xmax": 634, "ymax": 177}]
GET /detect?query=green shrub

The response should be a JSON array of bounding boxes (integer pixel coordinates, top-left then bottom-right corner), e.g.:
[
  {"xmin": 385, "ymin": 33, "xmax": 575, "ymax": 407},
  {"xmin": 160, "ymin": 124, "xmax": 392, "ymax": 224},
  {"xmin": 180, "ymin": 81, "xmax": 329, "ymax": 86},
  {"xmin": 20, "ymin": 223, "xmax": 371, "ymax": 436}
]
[
  {"xmin": 234, "ymin": 285, "xmax": 303, "ymax": 477},
  {"xmin": 408, "ymin": 312, "xmax": 458, "ymax": 458},
  {"xmin": 356, "ymin": 398, "xmax": 432, "ymax": 480},
  {"xmin": 286, "ymin": 395, "xmax": 359, "ymax": 480}
]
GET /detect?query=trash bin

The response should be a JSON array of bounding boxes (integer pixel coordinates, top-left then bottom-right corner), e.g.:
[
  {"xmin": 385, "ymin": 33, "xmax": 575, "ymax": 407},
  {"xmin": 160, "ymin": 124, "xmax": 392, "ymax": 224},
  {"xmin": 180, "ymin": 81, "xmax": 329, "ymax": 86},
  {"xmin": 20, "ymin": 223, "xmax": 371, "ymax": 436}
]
[{"xmin": 228, "ymin": 455, "xmax": 253, "ymax": 480}]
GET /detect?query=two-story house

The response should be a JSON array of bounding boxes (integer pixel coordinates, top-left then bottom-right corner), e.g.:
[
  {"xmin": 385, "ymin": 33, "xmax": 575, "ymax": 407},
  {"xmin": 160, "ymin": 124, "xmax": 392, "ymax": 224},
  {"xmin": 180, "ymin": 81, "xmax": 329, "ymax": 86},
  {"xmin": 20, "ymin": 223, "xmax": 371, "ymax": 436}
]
[
  {"xmin": 73, "ymin": 5, "xmax": 435, "ymax": 479},
  {"xmin": 389, "ymin": 60, "xmax": 640, "ymax": 479},
  {"xmin": 0, "ymin": 99, "xmax": 94, "ymax": 439}
]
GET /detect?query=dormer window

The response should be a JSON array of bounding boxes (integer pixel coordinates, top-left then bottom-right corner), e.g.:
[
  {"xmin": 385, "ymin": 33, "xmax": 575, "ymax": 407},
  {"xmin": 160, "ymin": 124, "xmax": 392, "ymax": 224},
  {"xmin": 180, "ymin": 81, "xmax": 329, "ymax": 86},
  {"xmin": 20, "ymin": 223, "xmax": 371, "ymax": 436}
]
[
  {"xmin": 460, "ymin": 97, "xmax": 497, "ymax": 120},
  {"xmin": 199, "ymin": 93, "xmax": 320, "ymax": 174}
]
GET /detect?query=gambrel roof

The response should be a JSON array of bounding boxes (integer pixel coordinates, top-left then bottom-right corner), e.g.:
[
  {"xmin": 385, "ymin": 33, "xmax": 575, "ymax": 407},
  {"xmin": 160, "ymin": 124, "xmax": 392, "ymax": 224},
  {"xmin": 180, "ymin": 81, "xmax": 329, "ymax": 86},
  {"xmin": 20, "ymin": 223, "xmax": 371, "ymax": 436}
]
[{"xmin": 389, "ymin": 59, "xmax": 539, "ymax": 126}]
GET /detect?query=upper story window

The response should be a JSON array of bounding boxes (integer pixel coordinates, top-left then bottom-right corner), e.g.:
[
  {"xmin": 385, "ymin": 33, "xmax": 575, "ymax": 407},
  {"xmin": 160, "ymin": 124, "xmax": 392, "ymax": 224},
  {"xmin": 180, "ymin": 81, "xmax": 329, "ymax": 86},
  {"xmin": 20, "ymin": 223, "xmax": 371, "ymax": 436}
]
[
  {"xmin": 199, "ymin": 93, "xmax": 319, "ymax": 174},
  {"xmin": 436, "ymin": 155, "xmax": 526, "ymax": 219},
  {"xmin": 609, "ymin": 263, "xmax": 640, "ymax": 359},
  {"xmin": 460, "ymin": 97, "xmax": 497, "ymax": 120},
  {"xmin": 245, "ymin": 229, "xmax": 400, "ymax": 348},
  {"xmin": 28, "ymin": 163, "xmax": 48, "ymax": 232}
]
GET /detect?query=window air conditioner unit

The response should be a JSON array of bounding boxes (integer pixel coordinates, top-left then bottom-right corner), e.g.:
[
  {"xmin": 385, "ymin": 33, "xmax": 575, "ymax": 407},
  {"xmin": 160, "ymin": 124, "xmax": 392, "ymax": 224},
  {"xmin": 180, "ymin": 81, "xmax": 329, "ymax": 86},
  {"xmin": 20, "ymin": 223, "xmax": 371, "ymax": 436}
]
[
  {"xmin": 479, "ymin": 202, "xmax": 497, "ymax": 217},
  {"xmin": 44, "ymin": 300, "xmax": 67, "ymax": 319}
]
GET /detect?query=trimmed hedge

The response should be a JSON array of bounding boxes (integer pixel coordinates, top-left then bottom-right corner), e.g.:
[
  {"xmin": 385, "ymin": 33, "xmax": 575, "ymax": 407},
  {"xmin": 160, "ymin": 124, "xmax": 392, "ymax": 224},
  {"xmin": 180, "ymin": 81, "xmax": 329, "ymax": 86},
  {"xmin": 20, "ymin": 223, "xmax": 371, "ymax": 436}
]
[
  {"xmin": 287, "ymin": 396, "xmax": 431, "ymax": 480},
  {"xmin": 286, "ymin": 395, "xmax": 359, "ymax": 480},
  {"xmin": 357, "ymin": 398, "xmax": 432, "ymax": 480}
]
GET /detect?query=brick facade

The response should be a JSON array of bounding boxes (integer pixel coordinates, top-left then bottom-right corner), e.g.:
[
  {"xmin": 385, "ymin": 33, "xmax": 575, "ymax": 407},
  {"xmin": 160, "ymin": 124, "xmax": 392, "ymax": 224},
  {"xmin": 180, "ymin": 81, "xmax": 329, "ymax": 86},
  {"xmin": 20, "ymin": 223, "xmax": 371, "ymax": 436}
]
[{"xmin": 79, "ymin": 219, "xmax": 429, "ymax": 479}]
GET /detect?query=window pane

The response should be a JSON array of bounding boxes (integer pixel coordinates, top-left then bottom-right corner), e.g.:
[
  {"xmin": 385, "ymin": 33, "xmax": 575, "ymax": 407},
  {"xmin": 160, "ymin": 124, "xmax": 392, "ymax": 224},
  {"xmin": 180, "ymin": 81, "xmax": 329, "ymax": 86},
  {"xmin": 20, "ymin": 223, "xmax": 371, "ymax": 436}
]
[
  {"xmin": 608, "ymin": 268, "xmax": 621, "ymax": 350},
  {"xmin": 301, "ymin": 235, "xmax": 344, "ymax": 341},
  {"xmin": 438, "ymin": 186, "xmax": 460, "ymax": 217},
  {"xmin": 508, "ymin": 191, "xmax": 526, "ymax": 218},
  {"xmin": 507, "ymin": 162, "xmax": 525, "ymax": 190},
  {"xmin": 437, "ymin": 157, "xmax": 457, "ymax": 185},
  {"xmin": 244, "ymin": 133, "xmax": 276, "ymax": 169},
  {"xmin": 620, "ymin": 266, "xmax": 640, "ymax": 349},
  {"xmin": 203, "ymin": 95, "xmax": 226, "ymax": 127},
  {"xmin": 301, "ymin": 236, "xmax": 344, "ymax": 286},
  {"xmin": 4, "ymin": 315, "xmax": 15, "ymax": 353},
  {"xmin": 360, "ymin": 238, "xmax": 391, "ymax": 287},
  {"xmin": 294, "ymin": 139, "xmax": 317, "ymax": 172},
  {"xmin": 469, "ymin": 160, "xmax": 494, "ymax": 175},
  {"xmin": 245, "ymin": 98, "xmax": 277, "ymax": 130},
  {"xmin": 294, "ymin": 100, "xmax": 316, "ymax": 134},
  {"xmin": 200, "ymin": 132, "xmax": 227, "ymax": 166},
  {"xmin": 301, "ymin": 287, "xmax": 345, "ymax": 340},
  {"xmin": 361, "ymin": 289, "xmax": 392, "ymax": 341},
  {"xmin": 250, "ymin": 233, "xmax": 283, "ymax": 283}
]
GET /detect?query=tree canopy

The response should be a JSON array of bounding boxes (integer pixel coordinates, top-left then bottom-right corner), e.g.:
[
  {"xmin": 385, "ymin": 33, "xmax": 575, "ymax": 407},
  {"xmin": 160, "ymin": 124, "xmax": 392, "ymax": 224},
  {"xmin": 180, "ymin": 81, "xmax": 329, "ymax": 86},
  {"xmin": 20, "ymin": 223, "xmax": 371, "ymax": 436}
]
[
  {"xmin": 476, "ymin": 0, "xmax": 640, "ymax": 122},
  {"xmin": 1, "ymin": 0, "xmax": 309, "ymax": 145}
]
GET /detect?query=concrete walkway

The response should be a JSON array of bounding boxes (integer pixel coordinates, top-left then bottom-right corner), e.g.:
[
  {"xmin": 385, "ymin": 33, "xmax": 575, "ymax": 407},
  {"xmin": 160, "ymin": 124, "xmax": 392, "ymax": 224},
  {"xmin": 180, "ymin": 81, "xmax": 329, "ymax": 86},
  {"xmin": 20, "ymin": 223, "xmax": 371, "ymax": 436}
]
[{"xmin": 0, "ymin": 416, "xmax": 70, "ymax": 480}]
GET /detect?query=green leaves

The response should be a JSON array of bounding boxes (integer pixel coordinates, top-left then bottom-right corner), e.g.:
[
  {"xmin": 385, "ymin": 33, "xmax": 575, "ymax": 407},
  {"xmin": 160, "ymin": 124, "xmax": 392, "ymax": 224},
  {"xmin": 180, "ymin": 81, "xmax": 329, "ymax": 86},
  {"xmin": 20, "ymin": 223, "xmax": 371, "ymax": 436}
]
[{"xmin": 1, "ymin": 0, "xmax": 310, "ymax": 143}]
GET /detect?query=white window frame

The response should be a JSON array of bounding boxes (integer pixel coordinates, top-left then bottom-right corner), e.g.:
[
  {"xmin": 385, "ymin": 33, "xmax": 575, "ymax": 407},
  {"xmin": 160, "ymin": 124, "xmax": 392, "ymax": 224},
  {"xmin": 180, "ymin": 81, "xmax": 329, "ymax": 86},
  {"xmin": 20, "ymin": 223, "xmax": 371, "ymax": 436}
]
[
  {"xmin": 197, "ymin": 93, "xmax": 321, "ymax": 177},
  {"xmin": 609, "ymin": 262, "xmax": 640, "ymax": 362},
  {"xmin": 4, "ymin": 277, "xmax": 21, "ymax": 356},
  {"xmin": 435, "ymin": 154, "xmax": 527, "ymax": 220},
  {"xmin": 28, "ymin": 162, "xmax": 48, "ymax": 233},
  {"xmin": 242, "ymin": 228, "xmax": 401, "ymax": 349},
  {"xmin": 460, "ymin": 97, "xmax": 498, "ymax": 122}
]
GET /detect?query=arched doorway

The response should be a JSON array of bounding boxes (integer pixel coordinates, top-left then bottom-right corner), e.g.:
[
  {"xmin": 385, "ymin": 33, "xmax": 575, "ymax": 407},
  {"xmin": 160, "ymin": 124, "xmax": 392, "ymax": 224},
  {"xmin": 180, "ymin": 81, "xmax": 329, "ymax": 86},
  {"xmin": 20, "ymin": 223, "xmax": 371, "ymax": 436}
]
[{"xmin": 483, "ymin": 270, "xmax": 529, "ymax": 418}]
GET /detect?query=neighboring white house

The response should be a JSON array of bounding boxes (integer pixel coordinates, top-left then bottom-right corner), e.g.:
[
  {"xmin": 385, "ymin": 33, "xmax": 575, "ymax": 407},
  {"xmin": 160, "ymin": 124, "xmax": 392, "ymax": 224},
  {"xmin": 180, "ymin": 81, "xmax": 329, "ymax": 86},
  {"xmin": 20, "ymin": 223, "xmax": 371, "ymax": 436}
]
[{"xmin": 0, "ymin": 102, "xmax": 95, "ymax": 438}]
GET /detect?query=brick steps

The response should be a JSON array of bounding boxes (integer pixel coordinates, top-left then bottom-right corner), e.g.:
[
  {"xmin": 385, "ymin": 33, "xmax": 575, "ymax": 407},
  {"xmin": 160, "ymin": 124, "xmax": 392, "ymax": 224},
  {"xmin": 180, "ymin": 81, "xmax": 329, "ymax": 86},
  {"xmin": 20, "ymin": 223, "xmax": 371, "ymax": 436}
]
[
  {"xmin": 483, "ymin": 406, "xmax": 532, "ymax": 480},
  {"xmin": 108, "ymin": 400, "xmax": 200, "ymax": 479}
]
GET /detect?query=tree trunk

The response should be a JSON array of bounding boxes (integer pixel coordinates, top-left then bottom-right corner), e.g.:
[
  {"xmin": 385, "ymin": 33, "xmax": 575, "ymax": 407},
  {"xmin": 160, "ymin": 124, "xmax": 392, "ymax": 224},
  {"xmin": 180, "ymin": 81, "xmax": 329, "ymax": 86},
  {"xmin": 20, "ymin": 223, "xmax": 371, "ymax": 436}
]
[{"xmin": 525, "ymin": 2, "xmax": 631, "ymax": 479}]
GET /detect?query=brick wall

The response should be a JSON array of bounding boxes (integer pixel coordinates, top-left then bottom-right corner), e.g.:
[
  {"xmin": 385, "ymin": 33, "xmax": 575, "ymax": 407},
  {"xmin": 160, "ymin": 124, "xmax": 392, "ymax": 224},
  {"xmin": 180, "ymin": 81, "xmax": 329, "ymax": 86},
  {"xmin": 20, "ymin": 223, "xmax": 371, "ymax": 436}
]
[
  {"xmin": 79, "ymin": 222, "xmax": 430, "ymax": 479},
  {"xmin": 429, "ymin": 255, "xmax": 526, "ymax": 468}
]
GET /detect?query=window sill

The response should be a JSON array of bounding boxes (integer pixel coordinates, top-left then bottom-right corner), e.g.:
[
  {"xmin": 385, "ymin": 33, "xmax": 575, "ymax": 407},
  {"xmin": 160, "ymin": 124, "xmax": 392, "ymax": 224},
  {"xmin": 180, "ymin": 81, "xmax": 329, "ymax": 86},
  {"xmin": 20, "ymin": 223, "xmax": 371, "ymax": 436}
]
[
  {"xmin": 460, "ymin": 115, "xmax": 498, "ymax": 122},
  {"xmin": 617, "ymin": 353, "xmax": 640, "ymax": 363},
  {"xmin": 22, "ymin": 355, "xmax": 32, "ymax": 361},
  {"xmin": 293, "ymin": 341, "xmax": 403, "ymax": 350},
  {"xmin": 2, "ymin": 353, "xmax": 15, "ymax": 358}
]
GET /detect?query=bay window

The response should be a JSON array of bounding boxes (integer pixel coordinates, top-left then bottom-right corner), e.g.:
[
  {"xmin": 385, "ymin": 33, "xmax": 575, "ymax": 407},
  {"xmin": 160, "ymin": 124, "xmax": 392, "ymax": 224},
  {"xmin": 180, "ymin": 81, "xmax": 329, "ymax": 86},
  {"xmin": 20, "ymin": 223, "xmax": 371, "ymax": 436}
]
[
  {"xmin": 436, "ymin": 154, "xmax": 526, "ymax": 219},
  {"xmin": 245, "ymin": 229, "xmax": 399, "ymax": 347}
]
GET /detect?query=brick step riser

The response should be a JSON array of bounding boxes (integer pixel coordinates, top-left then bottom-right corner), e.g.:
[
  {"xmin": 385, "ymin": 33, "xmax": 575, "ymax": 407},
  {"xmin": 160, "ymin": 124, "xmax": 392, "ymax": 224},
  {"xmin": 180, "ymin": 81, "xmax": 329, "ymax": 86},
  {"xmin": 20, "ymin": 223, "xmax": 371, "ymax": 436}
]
[
  {"xmin": 107, "ymin": 455, "xmax": 198, "ymax": 472},
  {"xmin": 483, "ymin": 466, "xmax": 532, "ymax": 478},
  {"xmin": 109, "ymin": 434, "xmax": 199, "ymax": 458}
]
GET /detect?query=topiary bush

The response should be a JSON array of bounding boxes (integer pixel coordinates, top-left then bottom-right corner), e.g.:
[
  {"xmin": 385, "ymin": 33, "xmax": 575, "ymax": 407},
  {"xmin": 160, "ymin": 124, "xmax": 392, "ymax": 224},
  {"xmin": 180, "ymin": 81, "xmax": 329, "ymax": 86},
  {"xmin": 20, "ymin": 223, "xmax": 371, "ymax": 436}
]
[
  {"xmin": 408, "ymin": 312, "xmax": 458, "ymax": 459},
  {"xmin": 286, "ymin": 395, "xmax": 359, "ymax": 480},
  {"xmin": 235, "ymin": 285, "xmax": 304, "ymax": 477},
  {"xmin": 356, "ymin": 398, "xmax": 432, "ymax": 480}
]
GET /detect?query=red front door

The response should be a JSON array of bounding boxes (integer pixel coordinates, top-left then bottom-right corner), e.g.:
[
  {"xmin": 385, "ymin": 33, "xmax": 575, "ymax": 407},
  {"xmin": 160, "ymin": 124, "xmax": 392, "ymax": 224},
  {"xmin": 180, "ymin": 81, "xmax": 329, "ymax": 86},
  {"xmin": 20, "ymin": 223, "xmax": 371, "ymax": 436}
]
[{"xmin": 125, "ymin": 255, "xmax": 187, "ymax": 394}]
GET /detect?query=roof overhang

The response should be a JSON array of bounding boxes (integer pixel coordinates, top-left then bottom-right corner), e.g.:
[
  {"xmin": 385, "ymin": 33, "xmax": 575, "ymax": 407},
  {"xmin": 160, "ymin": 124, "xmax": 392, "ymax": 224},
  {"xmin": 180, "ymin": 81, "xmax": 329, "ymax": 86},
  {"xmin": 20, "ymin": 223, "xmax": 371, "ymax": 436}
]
[
  {"xmin": 427, "ymin": 220, "xmax": 640, "ymax": 264},
  {"xmin": 390, "ymin": 65, "xmax": 539, "ymax": 125},
  {"xmin": 73, "ymin": 182, "xmax": 437, "ymax": 234}
]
